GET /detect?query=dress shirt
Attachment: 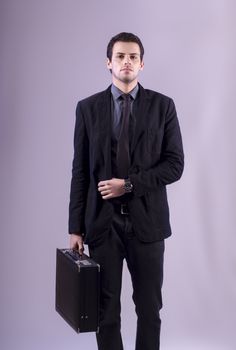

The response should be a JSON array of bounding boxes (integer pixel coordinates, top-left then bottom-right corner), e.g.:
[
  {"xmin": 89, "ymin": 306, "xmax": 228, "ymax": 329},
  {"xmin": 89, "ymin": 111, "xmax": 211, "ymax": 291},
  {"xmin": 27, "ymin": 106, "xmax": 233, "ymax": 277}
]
[
  {"xmin": 110, "ymin": 84, "xmax": 139, "ymax": 180},
  {"xmin": 111, "ymin": 83, "xmax": 139, "ymax": 141}
]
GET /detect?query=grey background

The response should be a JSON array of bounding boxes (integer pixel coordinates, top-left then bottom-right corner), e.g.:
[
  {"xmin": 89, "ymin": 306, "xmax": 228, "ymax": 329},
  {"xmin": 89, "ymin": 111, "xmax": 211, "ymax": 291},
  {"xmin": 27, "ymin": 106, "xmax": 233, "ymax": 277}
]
[{"xmin": 1, "ymin": 0, "xmax": 235, "ymax": 349}]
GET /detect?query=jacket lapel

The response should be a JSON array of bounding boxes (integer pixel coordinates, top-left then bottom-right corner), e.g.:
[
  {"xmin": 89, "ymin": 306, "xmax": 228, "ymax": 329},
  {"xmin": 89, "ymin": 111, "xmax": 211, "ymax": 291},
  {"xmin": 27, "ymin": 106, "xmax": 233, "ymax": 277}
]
[
  {"xmin": 95, "ymin": 86, "xmax": 112, "ymax": 178},
  {"xmin": 130, "ymin": 84, "xmax": 151, "ymax": 157},
  {"xmin": 93, "ymin": 84, "xmax": 151, "ymax": 176}
]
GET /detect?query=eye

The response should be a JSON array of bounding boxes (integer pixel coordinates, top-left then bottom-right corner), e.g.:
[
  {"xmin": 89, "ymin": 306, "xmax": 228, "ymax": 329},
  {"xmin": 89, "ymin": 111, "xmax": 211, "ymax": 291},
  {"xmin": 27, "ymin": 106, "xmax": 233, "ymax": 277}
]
[
  {"xmin": 130, "ymin": 55, "xmax": 138, "ymax": 60},
  {"xmin": 117, "ymin": 54, "xmax": 124, "ymax": 59}
]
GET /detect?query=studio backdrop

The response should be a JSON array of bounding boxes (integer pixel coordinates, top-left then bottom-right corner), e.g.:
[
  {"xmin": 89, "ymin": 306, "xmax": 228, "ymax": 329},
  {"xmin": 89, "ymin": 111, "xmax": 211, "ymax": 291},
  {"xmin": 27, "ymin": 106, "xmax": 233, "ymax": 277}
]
[{"xmin": 0, "ymin": 1, "xmax": 235, "ymax": 349}]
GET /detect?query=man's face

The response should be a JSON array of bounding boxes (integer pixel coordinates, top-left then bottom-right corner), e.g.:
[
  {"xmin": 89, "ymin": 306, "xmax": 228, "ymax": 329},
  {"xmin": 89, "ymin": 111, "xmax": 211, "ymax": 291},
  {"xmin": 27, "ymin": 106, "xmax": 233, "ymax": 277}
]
[{"xmin": 107, "ymin": 41, "xmax": 144, "ymax": 86}]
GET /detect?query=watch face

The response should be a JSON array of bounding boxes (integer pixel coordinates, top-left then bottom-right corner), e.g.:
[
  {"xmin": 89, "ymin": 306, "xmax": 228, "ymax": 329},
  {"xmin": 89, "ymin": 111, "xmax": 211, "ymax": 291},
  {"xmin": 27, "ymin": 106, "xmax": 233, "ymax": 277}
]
[{"xmin": 124, "ymin": 180, "xmax": 133, "ymax": 193}]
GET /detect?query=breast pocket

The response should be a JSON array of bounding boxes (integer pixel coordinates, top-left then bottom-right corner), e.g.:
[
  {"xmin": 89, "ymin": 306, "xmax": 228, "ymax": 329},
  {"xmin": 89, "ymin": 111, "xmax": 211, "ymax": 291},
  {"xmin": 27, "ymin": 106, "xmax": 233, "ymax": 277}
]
[{"xmin": 147, "ymin": 129, "xmax": 163, "ymax": 155}]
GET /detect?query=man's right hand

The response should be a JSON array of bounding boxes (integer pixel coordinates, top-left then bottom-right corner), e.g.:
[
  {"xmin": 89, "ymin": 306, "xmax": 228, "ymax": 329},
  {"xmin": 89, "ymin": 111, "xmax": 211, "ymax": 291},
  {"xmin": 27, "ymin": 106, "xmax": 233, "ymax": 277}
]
[{"xmin": 70, "ymin": 233, "xmax": 84, "ymax": 255}]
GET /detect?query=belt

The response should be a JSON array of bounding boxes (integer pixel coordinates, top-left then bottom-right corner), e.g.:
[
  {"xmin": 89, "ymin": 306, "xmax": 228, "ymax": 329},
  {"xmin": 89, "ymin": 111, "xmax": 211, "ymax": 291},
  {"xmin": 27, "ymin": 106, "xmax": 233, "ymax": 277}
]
[{"xmin": 113, "ymin": 203, "xmax": 130, "ymax": 215}]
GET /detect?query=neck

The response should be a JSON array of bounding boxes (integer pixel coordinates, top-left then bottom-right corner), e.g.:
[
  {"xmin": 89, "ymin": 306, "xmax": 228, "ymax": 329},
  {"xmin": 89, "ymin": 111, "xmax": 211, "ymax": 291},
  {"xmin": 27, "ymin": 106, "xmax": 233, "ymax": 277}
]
[{"xmin": 112, "ymin": 79, "xmax": 138, "ymax": 93}]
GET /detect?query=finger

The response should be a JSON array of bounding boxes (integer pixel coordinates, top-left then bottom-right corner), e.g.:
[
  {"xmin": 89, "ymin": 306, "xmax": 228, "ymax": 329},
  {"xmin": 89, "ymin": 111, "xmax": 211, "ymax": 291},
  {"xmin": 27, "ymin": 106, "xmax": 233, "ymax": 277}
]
[
  {"xmin": 70, "ymin": 241, "xmax": 76, "ymax": 249},
  {"xmin": 102, "ymin": 193, "xmax": 113, "ymax": 200},
  {"xmin": 98, "ymin": 180, "xmax": 111, "ymax": 187},
  {"xmin": 98, "ymin": 185, "xmax": 106, "ymax": 192},
  {"xmin": 100, "ymin": 189, "xmax": 110, "ymax": 195},
  {"xmin": 72, "ymin": 237, "xmax": 81, "ymax": 249},
  {"xmin": 72, "ymin": 242, "xmax": 79, "ymax": 250},
  {"xmin": 78, "ymin": 244, "xmax": 84, "ymax": 255},
  {"xmin": 98, "ymin": 185, "xmax": 109, "ymax": 192},
  {"xmin": 70, "ymin": 237, "xmax": 78, "ymax": 249}
]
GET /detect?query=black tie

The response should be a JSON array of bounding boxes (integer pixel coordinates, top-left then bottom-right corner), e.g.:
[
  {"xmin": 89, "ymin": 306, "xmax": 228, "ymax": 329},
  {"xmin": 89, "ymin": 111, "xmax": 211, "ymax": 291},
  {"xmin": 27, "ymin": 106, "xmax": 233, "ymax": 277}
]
[{"xmin": 116, "ymin": 94, "xmax": 132, "ymax": 178}]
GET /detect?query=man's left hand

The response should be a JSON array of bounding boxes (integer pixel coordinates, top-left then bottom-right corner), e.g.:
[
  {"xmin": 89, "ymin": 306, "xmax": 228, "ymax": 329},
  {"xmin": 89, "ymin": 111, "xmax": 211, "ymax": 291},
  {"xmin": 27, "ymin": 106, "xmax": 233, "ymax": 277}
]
[{"xmin": 98, "ymin": 178, "xmax": 125, "ymax": 200}]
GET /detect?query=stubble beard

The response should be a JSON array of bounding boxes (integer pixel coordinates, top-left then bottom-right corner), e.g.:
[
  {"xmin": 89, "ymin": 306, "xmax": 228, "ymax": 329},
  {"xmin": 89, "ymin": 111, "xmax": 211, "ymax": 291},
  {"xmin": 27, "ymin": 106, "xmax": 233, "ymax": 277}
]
[
  {"xmin": 114, "ymin": 71, "xmax": 137, "ymax": 85},
  {"xmin": 121, "ymin": 76, "xmax": 135, "ymax": 84}
]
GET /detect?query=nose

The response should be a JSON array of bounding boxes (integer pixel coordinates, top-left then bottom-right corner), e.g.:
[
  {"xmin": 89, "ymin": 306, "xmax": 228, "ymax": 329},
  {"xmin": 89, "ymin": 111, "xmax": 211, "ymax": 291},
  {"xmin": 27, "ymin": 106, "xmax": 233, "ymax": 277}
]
[{"xmin": 124, "ymin": 54, "xmax": 131, "ymax": 64}]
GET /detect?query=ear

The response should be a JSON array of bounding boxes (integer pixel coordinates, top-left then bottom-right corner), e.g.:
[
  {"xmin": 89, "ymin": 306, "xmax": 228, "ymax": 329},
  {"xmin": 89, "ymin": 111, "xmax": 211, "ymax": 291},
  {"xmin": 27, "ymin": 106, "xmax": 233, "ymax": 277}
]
[
  {"xmin": 107, "ymin": 58, "xmax": 112, "ymax": 70},
  {"xmin": 140, "ymin": 60, "xmax": 144, "ymax": 71}
]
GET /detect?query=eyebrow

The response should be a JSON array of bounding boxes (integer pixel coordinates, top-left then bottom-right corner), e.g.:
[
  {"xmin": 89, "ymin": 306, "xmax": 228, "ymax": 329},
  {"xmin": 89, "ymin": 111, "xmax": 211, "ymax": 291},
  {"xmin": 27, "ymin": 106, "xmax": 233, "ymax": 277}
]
[{"xmin": 115, "ymin": 52, "xmax": 140, "ymax": 55}]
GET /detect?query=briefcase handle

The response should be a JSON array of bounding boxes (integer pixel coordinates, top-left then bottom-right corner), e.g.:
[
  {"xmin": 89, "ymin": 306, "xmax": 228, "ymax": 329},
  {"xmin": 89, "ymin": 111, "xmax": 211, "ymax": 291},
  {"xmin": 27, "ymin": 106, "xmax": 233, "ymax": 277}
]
[{"xmin": 64, "ymin": 249, "xmax": 88, "ymax": 261}]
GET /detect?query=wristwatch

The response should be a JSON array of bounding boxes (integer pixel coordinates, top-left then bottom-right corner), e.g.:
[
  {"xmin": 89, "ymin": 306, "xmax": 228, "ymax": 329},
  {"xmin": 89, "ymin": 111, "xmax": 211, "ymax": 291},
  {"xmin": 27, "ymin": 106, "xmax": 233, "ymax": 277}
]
[{"xmin": 124, "ymin": 178, "xmax": 133, "ymax": 193}]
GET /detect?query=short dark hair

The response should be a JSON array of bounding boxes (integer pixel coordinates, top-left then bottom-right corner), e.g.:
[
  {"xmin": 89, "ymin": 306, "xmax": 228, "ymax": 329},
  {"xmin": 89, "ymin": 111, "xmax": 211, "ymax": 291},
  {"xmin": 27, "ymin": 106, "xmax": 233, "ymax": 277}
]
[{"xmin": 107, "ymin": 32, "xmax": 144, "ymax": 61}]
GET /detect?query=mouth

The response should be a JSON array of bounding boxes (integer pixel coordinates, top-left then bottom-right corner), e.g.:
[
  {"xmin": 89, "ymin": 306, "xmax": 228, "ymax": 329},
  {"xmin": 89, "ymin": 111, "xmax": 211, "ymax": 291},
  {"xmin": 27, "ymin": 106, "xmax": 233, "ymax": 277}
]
[{"xmin": 121, "ymin": 68, "xmax": 133, "ymax": 72}]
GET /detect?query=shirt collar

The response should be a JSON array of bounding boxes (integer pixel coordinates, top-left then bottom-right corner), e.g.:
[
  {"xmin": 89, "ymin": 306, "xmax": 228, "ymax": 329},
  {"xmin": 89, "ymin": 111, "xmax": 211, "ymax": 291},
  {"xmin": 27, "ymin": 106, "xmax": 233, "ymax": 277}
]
[{"xmin": 111, "ymin": 83, "xmax": 139, "ymax": 101}]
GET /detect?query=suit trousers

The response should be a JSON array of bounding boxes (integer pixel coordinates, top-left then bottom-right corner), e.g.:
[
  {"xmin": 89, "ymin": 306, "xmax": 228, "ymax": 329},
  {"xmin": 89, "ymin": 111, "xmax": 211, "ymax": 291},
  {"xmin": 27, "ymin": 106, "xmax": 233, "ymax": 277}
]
[{"xmin": 89, "ymin": 208, "xmax": 165, "ymax": 350}]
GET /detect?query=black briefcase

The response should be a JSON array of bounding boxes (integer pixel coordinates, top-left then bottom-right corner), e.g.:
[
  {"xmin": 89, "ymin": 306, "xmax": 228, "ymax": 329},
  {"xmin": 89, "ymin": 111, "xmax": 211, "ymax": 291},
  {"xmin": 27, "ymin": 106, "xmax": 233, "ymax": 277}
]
[{"xmin": 55, "ymin": 248, "xmax": 100, "ymax": 333}]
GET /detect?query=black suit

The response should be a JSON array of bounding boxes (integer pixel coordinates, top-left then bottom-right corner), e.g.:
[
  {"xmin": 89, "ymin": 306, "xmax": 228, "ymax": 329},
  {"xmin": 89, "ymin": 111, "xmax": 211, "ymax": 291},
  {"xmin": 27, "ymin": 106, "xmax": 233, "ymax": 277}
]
[
  {"xmin": 69, "ymin": 84, "xmax": 184, "ymax": 241},
  {"xmin": 69, "ymin": 83, "xmax": 184, "ymax": 350}
]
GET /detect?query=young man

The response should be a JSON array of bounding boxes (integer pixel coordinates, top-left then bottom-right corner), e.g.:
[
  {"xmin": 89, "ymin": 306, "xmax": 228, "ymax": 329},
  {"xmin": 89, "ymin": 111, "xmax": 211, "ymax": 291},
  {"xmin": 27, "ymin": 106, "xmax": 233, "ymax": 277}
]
[{"xmin": 69, "ymin": 32, "xmax": 184, "ymax": 350}]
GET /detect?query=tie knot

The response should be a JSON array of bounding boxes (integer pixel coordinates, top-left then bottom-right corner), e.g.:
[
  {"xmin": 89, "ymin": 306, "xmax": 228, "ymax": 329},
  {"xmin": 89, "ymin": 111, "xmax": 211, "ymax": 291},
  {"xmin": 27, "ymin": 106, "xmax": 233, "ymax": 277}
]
[
  {"xmin": 121, "ymin": 93, "xmax": 131, "ymax": 101},
  {"xmin": 120, "ymin": 94, "xmax": 132, "ymax": 108}
]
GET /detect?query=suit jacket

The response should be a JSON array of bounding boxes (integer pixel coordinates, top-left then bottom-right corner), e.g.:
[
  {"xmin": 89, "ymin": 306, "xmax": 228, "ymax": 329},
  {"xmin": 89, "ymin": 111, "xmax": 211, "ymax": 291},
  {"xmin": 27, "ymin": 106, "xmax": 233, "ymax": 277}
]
[{"xmin": 69, "ymin": 83, "xmax": 184, "ymax": 245}]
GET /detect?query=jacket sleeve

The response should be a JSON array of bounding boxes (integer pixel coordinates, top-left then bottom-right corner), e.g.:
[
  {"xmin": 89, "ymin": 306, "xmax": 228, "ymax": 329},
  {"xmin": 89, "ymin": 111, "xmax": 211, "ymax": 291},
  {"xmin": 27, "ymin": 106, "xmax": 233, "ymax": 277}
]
[
  {"xmin": 68, "ymin": 102, "xmax": 89, "ymax": 234},
  {"xmin": 129, "ymin": 98, "xmax": 184, "ymax": 197}
]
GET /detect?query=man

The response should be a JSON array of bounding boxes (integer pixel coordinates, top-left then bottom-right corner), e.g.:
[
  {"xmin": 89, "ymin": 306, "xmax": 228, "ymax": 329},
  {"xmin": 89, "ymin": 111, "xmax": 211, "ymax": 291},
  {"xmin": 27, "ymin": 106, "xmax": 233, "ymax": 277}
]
[{"xmin": 69, "ymin": 32, "xmax": 184, "ymax": 350}]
